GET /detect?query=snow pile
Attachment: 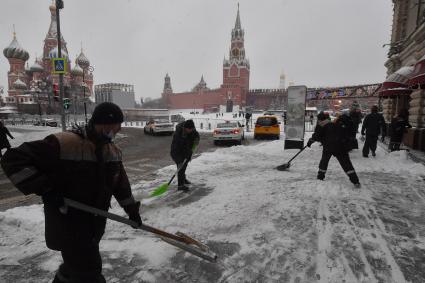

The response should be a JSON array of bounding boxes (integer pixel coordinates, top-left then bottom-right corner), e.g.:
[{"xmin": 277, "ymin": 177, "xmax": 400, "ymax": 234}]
[{"xmin": 1, "ymin": 135, "xmax": 425, "ymax": 282}]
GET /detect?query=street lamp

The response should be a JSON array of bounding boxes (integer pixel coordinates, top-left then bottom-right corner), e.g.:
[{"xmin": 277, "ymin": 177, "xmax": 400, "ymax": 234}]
[{"xmin": 82, "ymin": 65, "xmax": 94, "ymax": 123}]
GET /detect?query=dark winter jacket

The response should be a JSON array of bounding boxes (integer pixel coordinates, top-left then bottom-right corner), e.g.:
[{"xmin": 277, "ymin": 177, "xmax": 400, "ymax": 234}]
[
  {"xmin": 312, "ymin": 116, "xmax": 352, "ymax": 154},
  {"xmin": 361, "ymin": 112, "xmax": 386, "ymax": 137},
  {"xmin": 170, "ymin": 122, "xmax": 200, "ymax": 163},
  {"xmin": 349, "ymin": 110, "xmax": 362, "ymax": 126},
  {"xmin": 0, "ymin": 126, "xmax": 137, "ymax": 251},
  {"xmin": 390, "ymin": 117, "xmax": 412, "ymax": 142},
  {"xmin": 0, "ymin": 126, "xmax": 14, "ymax": 149}
]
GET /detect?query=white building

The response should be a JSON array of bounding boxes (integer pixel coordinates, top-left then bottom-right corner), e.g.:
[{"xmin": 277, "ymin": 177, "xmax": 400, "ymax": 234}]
[{"xmin": 94, "ymin": 83, "xmax": 135, "ymax": 109}]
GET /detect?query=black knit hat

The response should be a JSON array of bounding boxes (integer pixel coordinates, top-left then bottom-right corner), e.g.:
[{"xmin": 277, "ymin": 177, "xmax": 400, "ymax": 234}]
[
  {"xmin": 90, "ymin": 102, "xmax": 124, "ymax": 125},
  {"xmin": 184, "ymin": 119, "xmax": 195, "ymax": 129},
  {"xmin": 317, "ymin": 111, "xmax": 327, "ymax": 121}
]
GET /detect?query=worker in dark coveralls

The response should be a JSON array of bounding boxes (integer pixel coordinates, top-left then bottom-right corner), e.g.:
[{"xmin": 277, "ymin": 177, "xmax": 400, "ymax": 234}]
[
  {"xmin": 361, "ymin": 105, "xmax": 386, "ymax": 157},
  {"xmin": 170, "ymin": 119, "xmax": 200, "ymax": 192},
  {"xmin": 1, "ymin": 102, "xmax": 142, "ymax": 283},
  {"xmin": 307, "ymin": 111, "xmax": 361, "ymax": 188}
]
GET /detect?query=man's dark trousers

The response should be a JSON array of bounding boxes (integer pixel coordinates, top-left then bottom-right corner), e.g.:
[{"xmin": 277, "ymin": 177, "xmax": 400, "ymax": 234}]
[
  {"xmin": 318, "ymin": 150, "xmax": 359, "ymax": 184},
  {"xmin": 53, "ymin": 239, "xmax": 105, "ymax": 283},
  {"xmin": 176, "ymin": 160, "xmax": 189, "ymax": 186},
  {"xmin": 362, "ymin": 135, "xmax": 378, "ymax": 157}
]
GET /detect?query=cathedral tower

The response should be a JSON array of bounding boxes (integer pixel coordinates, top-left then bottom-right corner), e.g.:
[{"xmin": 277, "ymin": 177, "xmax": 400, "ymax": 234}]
[{"xmin": 3, "ymin": 29, "xmax": 29, "ymax": 97}]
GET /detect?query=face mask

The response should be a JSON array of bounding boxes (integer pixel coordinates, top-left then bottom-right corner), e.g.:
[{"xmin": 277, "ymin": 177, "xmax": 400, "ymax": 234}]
[{"xmin": 103, "ymin": 130, "xmax": 115, "ymax": 140}]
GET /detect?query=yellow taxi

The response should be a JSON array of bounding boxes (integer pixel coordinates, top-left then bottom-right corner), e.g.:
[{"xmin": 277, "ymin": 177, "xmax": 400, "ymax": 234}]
[{"xmin": 254, "ymin": 115, "xmax": 280, "ymax": 139}]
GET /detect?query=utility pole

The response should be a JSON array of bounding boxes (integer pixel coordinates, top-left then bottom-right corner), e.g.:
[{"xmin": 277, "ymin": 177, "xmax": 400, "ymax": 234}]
[{"xmin": 55, "ymin": 0, "xmax": 66, "ymax": 131}]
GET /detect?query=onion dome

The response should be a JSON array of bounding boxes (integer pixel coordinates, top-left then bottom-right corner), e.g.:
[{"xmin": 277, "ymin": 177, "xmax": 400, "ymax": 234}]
[
  {"xmin": 49, "ymin": 46, "xmax": 69, "ymax": 59},
  {"xmin": 13, "ymin": 78, "xmax": 27, "ymax": 90},
  {"xmin": 30, "ymin": 59, "xmax": 44, "ymax": 73},
  {"xmin": 3, "ymin": 33, "xmax": 29, "ymax": 61},
  {"xmin": 71, "ymin": 63, "xmax": 84, "ymax": 77},
  {"xmin": 76, "ymin": 49, "xmax": 90, "ymax": 69},
  {"xmin": 49, "ymin": 1, "xmax": 56, "ymax": 13}
]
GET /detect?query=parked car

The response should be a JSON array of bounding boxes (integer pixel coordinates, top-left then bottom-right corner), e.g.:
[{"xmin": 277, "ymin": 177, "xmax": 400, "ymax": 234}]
[
  {"xmin": 33, "ymin": 118, "xmax": 58, "ymax": 127},
  {"xmin": 213, "ymin": 121, "xmax": 244, "ymax": 145},
  {"xmin": 254, "ymin": 115, "xmax": 280, "ymax": 139},
  {"xmin": 144, "ymin": 120, "xmax": 174, "ymax": 135}
]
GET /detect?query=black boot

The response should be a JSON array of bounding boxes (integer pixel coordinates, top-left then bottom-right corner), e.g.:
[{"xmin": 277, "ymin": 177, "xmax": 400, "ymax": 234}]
[
  {"xmin": 317, "ymin": 172, "xmax": 325, "ymax": 180},
  {"xmin": 184, "ymin": 179, "xmax": 191, "ymax": 185},
  {"xmin": 178, "ymin": 185, "xmax": 190, "ymax": 192}
]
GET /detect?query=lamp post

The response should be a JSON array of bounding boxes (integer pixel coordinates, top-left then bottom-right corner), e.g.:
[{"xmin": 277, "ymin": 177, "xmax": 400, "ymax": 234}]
[
  {"xmin": 55, "ymin": 0, "xmax": 66, "ymax": 131},
  {"xmin": 82, "ymin": 65, "xmax": 94, "ymax": 123}
]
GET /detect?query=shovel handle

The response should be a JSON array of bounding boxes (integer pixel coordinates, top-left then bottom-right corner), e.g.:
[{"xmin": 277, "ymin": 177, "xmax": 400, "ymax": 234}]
[
  {"xmin": 287, "ymin": 145, "xmax": 308, "ymax": 163},
  {"xmin": 63, "ymin": 198, "xmax": 190, "ymax": 244}
]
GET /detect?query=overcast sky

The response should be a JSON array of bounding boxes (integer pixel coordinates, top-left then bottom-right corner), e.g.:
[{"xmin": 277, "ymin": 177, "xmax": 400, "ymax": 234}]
[{"xmin": 1, "ymin": 0, "xmax": 393, "ymax": 101}]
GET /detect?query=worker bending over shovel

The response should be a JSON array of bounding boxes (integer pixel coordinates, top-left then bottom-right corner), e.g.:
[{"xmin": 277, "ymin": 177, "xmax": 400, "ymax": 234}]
[
  {"xmin": 1, "ymin": 102, "xmax": 142, "ymax": 283},
  {"xmin": 307, "ymin": 111, "xmax": 361, "ymax": 188},
  {"xmin": 170, "ymin": 119, "xmax": 200, "ymax": 192}
]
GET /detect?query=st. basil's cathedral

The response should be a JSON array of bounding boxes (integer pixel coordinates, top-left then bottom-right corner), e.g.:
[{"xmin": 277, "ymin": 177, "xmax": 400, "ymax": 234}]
[{"xmin": 2, "ymin": 2, "xmax": 93, "ymax": 115}]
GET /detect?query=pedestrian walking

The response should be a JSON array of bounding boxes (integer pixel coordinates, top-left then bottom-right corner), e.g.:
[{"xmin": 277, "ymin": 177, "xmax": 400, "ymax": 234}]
[
  {"xmin": 0, "ymin": 121, "xmax": 14, "ymax": 157},
  {"xmin": 389, "ymin": 109, "xmax": 412, "ymax": 151},
  {"xmin": 1, "ymin": 102, "xmax": 142, "ymax": 283},
  {"xmin": 349, "ymin": 102, "xmax": 362, "ymax": 131},
  {"xmin": 170, "ymin": 119, "xmax": 200, "ymax": 192},
  {"xmin": 361, "ymin": 105, "xmax": 386, "ymax": 157},
  {"xmin": 349, "ymin": 106, "xmax": 362, "ymax": 149},
  {"xmin": 307, "ymin": 111, "xmax": 361, "ymax": 187}
]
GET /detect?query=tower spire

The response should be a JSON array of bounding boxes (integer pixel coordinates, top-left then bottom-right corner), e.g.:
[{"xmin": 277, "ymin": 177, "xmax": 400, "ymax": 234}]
[
  {"xmin": 235, "ymin": 3, "xmax": 241, "ymax": 29},
  {"xmin": 13, "ymin": 24, "xmax": 16, "ymax": 39}
]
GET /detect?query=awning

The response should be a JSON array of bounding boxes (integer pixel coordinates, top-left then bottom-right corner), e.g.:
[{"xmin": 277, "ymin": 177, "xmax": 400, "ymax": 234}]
[
  {"xmin": 408, "ymin": 54, "xmax": 425, "ymax": 88},
  {"xmin": 379, "ymin": 66, "xmax": 414, "ymax": 97}
]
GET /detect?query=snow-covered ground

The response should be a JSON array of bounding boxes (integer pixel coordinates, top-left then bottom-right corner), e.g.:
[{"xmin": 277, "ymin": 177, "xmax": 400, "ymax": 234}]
[{"xmin": 1, "ymin": 131, "xmax": 425, "ymax": 282}]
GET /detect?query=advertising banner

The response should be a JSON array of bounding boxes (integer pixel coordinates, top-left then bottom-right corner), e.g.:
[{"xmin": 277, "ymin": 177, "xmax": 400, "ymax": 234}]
[{"xmin": 285, "ymin": 85, "xmax": 307, "ymax": 149}]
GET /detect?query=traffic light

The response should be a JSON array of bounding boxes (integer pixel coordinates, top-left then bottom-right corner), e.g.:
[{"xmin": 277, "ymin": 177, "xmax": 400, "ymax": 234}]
[
  {"xmin": 63, "ymin": 98, "xmax": 70, "ymax": 110},
  {"xmin": 53, "ymin": 83, "xmax": 59, "ymax": 101}
]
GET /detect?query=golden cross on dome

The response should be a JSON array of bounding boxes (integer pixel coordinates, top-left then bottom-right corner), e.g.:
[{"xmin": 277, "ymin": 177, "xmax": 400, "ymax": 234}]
[{"xmin": 12, "ymin": 24, "xmax": 16, "ymax": 39}]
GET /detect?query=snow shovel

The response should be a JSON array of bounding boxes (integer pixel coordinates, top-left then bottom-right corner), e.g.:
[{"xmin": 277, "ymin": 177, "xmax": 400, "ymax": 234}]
[
  {"xmin": 150, "ymin": 158, "xmax": 189, "ymax": 197},
  {"xmin": 276, "ymin": 145, "xmax": 308, "ymax": 171},
  {"xmin": 62, "ymin": 198, "xmax": 217, "ymax": 262}
]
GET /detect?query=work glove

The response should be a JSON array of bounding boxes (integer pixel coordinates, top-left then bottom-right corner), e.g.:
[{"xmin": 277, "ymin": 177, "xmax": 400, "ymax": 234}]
[
  {"xmin": 42, "ymin": 189, "xmax": 66, "ymax": 214},
  {"xmin": 307, "ymin": 138, "xmax": 314, "ymax": 147},
  {"xmin": 124, "ymin": 201, "xmax": 142, "ymax": 228}
]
